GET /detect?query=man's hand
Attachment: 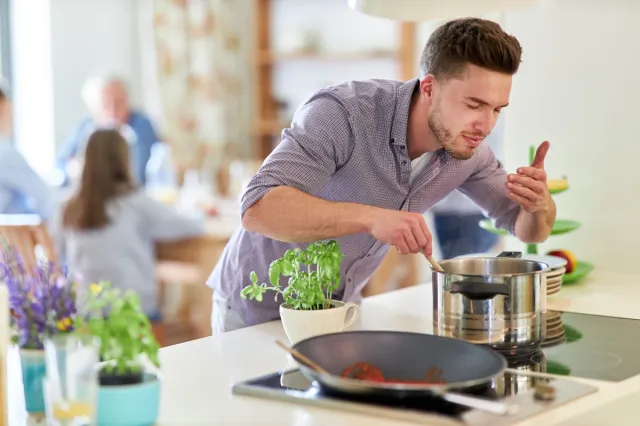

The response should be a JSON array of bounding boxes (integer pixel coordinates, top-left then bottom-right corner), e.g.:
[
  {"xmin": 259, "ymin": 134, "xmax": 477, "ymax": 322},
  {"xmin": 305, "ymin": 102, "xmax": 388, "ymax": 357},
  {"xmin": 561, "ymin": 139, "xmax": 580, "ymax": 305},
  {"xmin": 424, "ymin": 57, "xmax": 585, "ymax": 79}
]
[
  {"xmin": 368, "ymin": 210, "xmax": 433, "ymax": 257},
  {"xmin": 506, "ymin": 141, "xmax": 552, "ymax": 213}
]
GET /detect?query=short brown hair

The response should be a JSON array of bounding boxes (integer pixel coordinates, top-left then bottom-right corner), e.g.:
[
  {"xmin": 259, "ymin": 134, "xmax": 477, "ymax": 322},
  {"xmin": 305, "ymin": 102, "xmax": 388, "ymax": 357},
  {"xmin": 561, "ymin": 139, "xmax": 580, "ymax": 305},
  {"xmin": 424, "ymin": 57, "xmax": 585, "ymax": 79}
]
[
  {"xmin": 419, "ymin": 18, "xmax": 522, "ymax": 79},
  {"xmin": 63, "ymin": 129, "xmax": 135, "ymax": 230}
]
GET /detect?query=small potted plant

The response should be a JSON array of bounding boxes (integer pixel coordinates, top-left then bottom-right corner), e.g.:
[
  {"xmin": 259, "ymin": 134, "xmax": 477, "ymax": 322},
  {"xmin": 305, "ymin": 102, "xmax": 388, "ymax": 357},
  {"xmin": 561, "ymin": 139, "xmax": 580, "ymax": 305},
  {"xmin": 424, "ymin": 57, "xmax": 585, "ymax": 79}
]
[
  {"xmin": 241, "ymin": 240, "xmax": 360, "ymax": 344},
  {"xmin": 75, "ymin": 281, "xmax": 161, "ymax": 426},
  {"xmin": 0, "ymin": 243, "xmax": 77, "ymax": 415}
]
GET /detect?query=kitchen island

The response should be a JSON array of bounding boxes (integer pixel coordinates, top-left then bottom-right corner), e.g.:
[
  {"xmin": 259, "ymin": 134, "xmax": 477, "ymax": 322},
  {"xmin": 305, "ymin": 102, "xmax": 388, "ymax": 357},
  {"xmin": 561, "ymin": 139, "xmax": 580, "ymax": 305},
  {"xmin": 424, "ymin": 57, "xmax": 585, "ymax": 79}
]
[{"xmin": 157, "ymin": 270, "xmax": 640, "ymax": 425}]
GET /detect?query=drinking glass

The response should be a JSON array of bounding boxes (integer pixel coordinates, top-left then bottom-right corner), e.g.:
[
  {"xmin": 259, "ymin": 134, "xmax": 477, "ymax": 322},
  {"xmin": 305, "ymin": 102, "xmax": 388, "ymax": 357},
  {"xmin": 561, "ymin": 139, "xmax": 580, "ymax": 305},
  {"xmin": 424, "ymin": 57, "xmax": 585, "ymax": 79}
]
[{"xmin": 43, "ymin": 334, "xmax": 100, "ymax": 426}]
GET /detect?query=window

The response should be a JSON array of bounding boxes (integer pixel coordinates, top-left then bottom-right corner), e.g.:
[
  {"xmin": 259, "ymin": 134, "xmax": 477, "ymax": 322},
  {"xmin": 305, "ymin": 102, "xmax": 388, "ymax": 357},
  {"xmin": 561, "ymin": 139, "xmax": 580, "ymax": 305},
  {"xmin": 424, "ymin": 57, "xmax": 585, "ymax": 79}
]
[
  {"xmin": 0, "ymin": 0, "xmax": 11, "ymax": 84},
  {"xmin": 10, "ymin": 0, "xmax": 56, "ymax": 178}
]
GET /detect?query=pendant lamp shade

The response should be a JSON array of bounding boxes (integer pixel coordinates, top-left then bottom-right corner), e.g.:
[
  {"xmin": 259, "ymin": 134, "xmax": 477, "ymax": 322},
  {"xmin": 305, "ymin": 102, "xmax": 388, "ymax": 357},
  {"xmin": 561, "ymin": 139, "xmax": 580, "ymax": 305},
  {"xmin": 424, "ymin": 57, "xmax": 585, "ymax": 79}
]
[{"xmin": 347, "ymin": 0, "xmax": 541, "ymax": 22}]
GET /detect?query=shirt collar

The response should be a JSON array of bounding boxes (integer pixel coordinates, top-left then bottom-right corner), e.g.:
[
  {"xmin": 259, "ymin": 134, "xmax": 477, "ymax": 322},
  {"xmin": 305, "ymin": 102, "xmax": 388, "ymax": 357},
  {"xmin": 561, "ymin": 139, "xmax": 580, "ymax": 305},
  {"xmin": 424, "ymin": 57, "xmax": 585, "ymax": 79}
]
[{"xmin": 389, "ymin": 78, "xmax": 420, "ymax": 148}]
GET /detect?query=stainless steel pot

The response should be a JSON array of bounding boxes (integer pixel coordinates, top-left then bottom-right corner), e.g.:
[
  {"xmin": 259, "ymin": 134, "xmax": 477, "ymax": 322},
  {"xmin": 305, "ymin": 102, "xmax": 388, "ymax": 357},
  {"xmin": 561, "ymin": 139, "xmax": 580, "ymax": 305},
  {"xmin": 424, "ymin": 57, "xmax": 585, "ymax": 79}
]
[
  {"xmin": 492, "ymin": 351, "xmax": 547, "ymax": 397},
  {"xmin": 432, "ymin": 251, "xmax": 551, "ymax": 355}
]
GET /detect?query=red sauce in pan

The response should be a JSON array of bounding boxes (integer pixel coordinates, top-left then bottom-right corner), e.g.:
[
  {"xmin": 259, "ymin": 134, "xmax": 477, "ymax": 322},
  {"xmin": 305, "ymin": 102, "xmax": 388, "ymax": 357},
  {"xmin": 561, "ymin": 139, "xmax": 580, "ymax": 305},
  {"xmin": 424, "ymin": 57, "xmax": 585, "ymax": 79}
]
[{"xmin": 340, "ymin": 362, "xmax": 446, "ymax": 384}]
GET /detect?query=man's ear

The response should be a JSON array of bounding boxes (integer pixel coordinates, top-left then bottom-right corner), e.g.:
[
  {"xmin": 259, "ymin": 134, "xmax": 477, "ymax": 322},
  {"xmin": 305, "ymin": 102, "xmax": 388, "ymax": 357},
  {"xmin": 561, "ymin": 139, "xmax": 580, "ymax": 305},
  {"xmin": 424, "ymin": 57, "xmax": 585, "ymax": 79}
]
[{"xmin": 419, "ymin": 75, "xmax": 437, "ymax": 100}]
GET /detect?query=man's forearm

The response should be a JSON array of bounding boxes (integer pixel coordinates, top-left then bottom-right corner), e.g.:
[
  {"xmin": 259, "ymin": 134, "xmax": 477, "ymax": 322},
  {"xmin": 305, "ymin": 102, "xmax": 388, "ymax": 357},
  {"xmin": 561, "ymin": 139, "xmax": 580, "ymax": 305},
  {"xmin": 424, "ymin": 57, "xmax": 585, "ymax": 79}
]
[
  {"xmin": 514, "ymin": 196, "xmax": 557, "ymax": 244},
  {"xmin": 241, "ymin": 186, "xmax": 375, "ymax": 243}
]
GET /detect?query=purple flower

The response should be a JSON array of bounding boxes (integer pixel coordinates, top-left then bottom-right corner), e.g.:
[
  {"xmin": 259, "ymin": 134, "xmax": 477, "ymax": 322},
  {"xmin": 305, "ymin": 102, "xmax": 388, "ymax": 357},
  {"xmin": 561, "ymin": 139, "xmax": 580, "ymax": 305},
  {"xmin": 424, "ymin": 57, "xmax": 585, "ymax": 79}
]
[{"xmin": 1, "ymin": 243, "xmax": 78, "ymax": 349}]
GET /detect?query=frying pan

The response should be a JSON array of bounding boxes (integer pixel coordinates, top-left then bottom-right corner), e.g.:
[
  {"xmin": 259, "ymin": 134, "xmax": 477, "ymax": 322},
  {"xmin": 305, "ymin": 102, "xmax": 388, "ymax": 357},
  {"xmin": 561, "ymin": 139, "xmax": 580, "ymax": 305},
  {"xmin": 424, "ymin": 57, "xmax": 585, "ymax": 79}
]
[{"xmin": 291, "ymin": 330, "xmax": 506, "ymax": 397}]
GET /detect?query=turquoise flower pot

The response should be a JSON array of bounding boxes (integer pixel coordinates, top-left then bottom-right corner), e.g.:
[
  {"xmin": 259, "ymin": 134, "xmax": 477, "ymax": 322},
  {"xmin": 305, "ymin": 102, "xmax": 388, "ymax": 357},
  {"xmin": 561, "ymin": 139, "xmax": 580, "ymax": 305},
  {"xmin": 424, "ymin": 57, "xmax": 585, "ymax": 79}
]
[
  {"xmin": 19, "ymin": 349, "xmax": 46, "ymax": 413},
  {"xmin": 97, "ymin": 373, "xmax": 161, "ymax": 426}
]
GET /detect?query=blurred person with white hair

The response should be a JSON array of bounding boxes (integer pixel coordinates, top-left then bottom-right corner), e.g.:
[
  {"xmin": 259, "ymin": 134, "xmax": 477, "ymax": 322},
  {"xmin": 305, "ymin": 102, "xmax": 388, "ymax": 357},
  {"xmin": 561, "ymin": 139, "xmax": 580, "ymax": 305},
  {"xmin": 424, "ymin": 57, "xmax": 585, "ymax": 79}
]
[
  {"xmin": 56, "ymin": 74, "xmax": 161, "ymax": 185},
  {"xmin": 0, "ymin": 80, "xmax": 55, "ymax": 219}
]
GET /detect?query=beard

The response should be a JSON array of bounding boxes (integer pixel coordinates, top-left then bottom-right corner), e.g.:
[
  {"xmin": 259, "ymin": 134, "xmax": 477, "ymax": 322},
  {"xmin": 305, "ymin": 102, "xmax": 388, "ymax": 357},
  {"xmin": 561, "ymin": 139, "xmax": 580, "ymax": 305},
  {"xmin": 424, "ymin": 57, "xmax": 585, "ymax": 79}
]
[{"xmin": 427, "ymin": 102, "xmax": 480, "ymax": 161}]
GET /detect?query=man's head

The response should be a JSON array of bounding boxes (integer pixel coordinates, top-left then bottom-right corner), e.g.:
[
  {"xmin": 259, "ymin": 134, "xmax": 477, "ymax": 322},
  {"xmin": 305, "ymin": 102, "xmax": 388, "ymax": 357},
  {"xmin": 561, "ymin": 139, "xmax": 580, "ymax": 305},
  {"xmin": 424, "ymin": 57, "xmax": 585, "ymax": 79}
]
[
  {"xmin": 418, "ymin": 18, "xmax": 522, "ymax": 160},
  {"xmin": 81, "ymin": 75, "xmax": 131, "ymax": 127}
]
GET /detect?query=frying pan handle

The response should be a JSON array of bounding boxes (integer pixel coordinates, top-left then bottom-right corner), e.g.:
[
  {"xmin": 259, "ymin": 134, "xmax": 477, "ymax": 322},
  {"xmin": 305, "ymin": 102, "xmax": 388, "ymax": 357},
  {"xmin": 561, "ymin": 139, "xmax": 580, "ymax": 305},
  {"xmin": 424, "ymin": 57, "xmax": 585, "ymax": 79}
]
[
  {"xmin": 497, "ymin": 251, "xmax": 522, "ymax": 258},
  {"xmin": 450, "ymin": 281, "xmax": 510, "ymax": 300}
]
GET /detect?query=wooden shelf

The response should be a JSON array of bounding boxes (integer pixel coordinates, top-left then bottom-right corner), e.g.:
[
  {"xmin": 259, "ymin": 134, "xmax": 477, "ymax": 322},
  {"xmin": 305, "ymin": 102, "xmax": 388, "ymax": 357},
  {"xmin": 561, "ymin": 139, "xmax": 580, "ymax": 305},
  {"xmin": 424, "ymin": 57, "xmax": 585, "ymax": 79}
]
[
  {"xmin": 255, "ymin": 50, "xmax": 397, "ymax": 64},
  {"xmin": 252, "ymin": 0, "xmax": 416, "ymax": 160},
  {"xmin": 252, "ymin": 119, "xmax": 286, "ymax": 136}
]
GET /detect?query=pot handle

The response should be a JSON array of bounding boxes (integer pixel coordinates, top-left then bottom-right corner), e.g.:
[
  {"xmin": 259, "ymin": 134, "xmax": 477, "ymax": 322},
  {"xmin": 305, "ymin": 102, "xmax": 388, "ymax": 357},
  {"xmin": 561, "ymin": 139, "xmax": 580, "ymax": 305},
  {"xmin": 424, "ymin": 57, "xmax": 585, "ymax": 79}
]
[
  {"xmin": 497, "ymin": 251, "xmax": 522, "ymax": 258},
  {"xmin": 450, "ymin": 281, "xmax": 510, "ymax": 300}
]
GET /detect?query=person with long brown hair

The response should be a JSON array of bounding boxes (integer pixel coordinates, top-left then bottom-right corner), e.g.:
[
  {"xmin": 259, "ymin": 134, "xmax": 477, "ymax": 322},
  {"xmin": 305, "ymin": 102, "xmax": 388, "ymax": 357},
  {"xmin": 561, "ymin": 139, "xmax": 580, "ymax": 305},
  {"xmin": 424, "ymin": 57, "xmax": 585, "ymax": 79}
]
[{"xmin": 51, "ymin": 129, "xmax": 204, "ymax": 319}]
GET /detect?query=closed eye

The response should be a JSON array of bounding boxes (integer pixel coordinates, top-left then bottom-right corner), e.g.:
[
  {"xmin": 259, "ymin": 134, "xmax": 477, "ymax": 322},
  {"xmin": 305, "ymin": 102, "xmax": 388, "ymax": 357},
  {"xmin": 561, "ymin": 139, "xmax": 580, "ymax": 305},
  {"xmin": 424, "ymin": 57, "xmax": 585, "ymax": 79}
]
[{"xmin": 466, "ymin": 104, "xmax": 481, "ymax": 110}]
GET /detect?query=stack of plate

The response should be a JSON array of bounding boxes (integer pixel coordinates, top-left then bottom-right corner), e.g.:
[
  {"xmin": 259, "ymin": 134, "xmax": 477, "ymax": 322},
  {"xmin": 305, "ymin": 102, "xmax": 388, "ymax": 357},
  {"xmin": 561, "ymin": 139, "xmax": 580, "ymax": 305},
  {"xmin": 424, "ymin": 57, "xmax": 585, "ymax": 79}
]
[
  {"xmin": 520, "ymin": 254, "xmax": 567, "ymax": 296},
  {"xmin": 541, "ymin": 310, "xmax": 566, "ymax": 347},
  {"xmin": 455, "ymin": 252, "xmax": 568, "ymax": 296},
  {"xmin": 545, "ymin": 265, "xmax": 565, "ymax": 295}
]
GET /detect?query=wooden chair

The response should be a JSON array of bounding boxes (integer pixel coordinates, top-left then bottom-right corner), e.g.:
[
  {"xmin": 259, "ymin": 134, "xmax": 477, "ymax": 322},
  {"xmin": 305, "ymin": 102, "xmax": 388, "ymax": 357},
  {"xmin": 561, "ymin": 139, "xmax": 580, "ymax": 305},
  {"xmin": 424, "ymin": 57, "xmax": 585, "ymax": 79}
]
[
  {"xmin": 0, "ymin": 214, "xmax": 56, "ymax": 270},
  {"xmin": 155, "ymin": 237, "xmax": 209, "ymax": 346}
]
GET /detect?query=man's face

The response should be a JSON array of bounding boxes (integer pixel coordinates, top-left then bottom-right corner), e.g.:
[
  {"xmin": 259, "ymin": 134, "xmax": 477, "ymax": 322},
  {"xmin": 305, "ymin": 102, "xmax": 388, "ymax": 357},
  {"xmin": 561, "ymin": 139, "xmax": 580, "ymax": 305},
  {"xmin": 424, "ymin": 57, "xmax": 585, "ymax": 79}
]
[
  {"xmin": 426, "ymin": 64, "xmax": 512, "ymax": 160},
  {"xmin": 97, "ymin": 82, "xmax": 130, "ymax": 126}
]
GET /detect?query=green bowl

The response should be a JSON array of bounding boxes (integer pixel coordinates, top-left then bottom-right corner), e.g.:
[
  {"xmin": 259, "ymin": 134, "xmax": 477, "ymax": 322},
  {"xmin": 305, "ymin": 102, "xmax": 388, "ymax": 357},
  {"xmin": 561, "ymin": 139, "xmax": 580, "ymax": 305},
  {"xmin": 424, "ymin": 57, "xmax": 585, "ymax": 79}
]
[
  {"xmin": 563, "ymin": 261, "xmax": 595, "ymax": 285},
  {"xmin": 478, "ymin": 219, "xmax": 581, "ymax": 236},
  {"xmin": 549, "ymin": 186, "xmax": 569, "ymax": 195}
]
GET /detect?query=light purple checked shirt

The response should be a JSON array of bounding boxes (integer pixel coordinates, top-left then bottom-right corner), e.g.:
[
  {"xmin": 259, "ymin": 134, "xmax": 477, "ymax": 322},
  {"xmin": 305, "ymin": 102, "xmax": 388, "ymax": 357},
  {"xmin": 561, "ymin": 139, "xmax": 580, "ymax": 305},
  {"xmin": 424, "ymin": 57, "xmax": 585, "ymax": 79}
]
[{"xmin": 207, "ymin": 78, "xmax": 520, "ymax": 328}]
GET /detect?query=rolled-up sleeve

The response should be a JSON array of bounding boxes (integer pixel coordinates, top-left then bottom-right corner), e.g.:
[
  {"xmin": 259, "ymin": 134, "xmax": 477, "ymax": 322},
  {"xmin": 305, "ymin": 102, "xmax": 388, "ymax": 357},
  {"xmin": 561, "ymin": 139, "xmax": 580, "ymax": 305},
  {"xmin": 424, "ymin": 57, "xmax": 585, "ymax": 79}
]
[
  {"xmin": 240, "ymin": 94, "xmax": 355, "ymax": 217},
  {"xmin": 457, "ymin": 145, "xmax": 520, "ymax": 236}
]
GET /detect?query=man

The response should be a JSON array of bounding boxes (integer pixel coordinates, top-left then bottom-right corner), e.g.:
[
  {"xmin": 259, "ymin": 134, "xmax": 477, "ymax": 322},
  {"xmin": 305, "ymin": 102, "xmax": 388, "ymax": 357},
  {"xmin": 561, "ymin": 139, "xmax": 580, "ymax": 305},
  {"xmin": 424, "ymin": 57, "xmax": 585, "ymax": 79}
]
[
  {"xmin": 207, "ymin": 18, "xmax": 556, "ymax": 333},
  {"xmin": 431, "ymin": 113, "xmax": 506, "ymax": 258},
  {"xmin": 0, "ymin": 82, "xmax": 55, "ymax": 220},
  {"xmin": 56, "ymin": 75, "xmax": 160, "ymax": 185}
]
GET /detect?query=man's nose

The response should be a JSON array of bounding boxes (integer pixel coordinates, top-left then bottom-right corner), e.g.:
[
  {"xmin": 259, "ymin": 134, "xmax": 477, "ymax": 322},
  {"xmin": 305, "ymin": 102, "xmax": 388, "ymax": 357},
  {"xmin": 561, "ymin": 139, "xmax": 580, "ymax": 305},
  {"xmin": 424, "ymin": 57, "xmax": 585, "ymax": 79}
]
[{"xmin": 476, "ymin": 112, "xmax": 495, "ymax": 136}]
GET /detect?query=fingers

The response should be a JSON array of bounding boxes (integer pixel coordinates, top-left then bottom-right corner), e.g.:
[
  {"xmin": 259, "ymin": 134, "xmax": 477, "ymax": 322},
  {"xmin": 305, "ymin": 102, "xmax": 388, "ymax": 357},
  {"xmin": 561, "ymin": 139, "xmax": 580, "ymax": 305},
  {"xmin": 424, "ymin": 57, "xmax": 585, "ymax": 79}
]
[
  {"xmin": 392, "ymin": 214, "xmax": 432, "ymax": 256},
  {"xmin": 506, "ymin": 181, "xmax": 538, "ymax": 202},
  {"xmin": 410, "ymin": 221, "xmax": 428, "ymax": 249},
  {"xmin": 507, "ymin": 191, "xmax": 537, "ymax": 212},
  {"xmin": 394, "ymin": 234, "xmax": 410, "ymax": 255},
  {"xmin": 530, "ymin": 141, "xmax": 550, "ymax": 168},
  {"xmin": 507, "ymin": 173, "xmax": 547, "ymax": 194},
  {"xmin": 418, "ymin": 218, "xmax": 433, "ymax": 257},
  {"xmin": 514, "ymin": 167, "xmax": 547, "ymax": 182},
  {"xmin": 402, "ymin": 232, "xmax": 419, "ymax": 254}
]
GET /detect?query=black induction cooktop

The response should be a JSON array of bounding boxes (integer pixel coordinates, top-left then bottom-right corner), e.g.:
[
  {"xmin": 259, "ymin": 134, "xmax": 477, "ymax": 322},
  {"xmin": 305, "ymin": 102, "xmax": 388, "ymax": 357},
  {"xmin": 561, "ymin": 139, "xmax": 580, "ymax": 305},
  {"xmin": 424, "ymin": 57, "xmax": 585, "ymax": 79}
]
[
  {"xmin": 538, "ymin": 310, "xmax": 640, "ymax": 382},
  {"xmin": 231, "ymin": 310, "xmax": 625, "ymax": 425}
]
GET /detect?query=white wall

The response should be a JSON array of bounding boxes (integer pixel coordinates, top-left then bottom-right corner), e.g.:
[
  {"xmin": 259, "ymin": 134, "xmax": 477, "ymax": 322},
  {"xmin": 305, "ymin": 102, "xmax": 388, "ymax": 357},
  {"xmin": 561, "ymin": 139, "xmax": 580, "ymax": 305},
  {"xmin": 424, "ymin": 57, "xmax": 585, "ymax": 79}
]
[
  {"xmin": 49, "ymin": 0, "xmax": 144, "ymax": 149},
  {"xmin": 499, "ymin": 0, "xmax": 640, "ymax": 273},
  {"xmin": 271, "ymin": 0, "xmax": 403, "ymax": 120}
]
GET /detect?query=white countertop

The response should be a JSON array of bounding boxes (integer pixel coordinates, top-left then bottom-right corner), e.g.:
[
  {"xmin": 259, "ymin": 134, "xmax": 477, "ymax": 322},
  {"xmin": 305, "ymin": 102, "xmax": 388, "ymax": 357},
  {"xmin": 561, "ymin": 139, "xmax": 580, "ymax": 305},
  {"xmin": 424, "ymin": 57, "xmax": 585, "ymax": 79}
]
[{"xmin": 156, "ymin": 269, "xmax": 640, "ymax": 425}]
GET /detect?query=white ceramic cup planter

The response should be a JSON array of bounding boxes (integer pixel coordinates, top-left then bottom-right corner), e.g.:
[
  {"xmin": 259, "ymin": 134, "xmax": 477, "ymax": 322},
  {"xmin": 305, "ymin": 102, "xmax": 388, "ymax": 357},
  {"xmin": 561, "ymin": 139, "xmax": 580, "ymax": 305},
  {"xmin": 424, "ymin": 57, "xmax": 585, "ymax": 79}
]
[{"xmin": 279, "ymin": 300, "xmax": 361, "ymax": 344}]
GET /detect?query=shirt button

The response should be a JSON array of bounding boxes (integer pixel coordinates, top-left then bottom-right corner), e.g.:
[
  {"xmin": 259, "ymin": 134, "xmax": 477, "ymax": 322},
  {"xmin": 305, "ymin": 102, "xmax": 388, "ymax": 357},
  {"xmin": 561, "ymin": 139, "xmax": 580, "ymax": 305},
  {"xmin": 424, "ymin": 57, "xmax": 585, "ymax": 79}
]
[
  {"xmin": 348, "ymin": 278, "xmax": 352, "ymax": 282},
  {"xmin": 402, "ymin": 160, "xmax": 407, "ymax": 165},
  {"xmin": 390, "ymin": 138, "xmax": 395, "ymax": 143}
]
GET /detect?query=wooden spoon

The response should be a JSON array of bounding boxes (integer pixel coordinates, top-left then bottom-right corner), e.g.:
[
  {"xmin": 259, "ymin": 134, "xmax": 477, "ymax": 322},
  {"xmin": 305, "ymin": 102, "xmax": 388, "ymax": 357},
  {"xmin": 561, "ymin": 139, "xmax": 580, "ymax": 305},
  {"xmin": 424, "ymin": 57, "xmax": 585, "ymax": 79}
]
[
  {"xmin": 275, "ymin": 340, "xmax": 329, "ymax": 375},
  {"xmin": 427, "ymin": 255, "xmax": 444, "ymax": 272}
]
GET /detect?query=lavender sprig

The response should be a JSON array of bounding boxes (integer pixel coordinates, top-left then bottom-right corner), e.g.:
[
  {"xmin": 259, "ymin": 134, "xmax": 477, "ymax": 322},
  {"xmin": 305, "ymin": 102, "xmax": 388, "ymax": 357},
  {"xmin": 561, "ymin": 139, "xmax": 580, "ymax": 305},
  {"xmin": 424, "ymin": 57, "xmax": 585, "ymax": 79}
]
[{"xmin": 1, "ymin": 243, "xmax": 77, "ymax": 350}]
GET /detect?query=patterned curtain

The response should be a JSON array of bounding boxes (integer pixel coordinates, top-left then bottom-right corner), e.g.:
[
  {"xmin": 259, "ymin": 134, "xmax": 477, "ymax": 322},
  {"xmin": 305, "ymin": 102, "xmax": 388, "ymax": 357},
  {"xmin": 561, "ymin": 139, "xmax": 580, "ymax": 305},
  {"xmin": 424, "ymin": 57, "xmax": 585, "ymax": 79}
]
[{"xmin": 152, "ymin": 0, "xmax": 251, "ymax": 172}]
